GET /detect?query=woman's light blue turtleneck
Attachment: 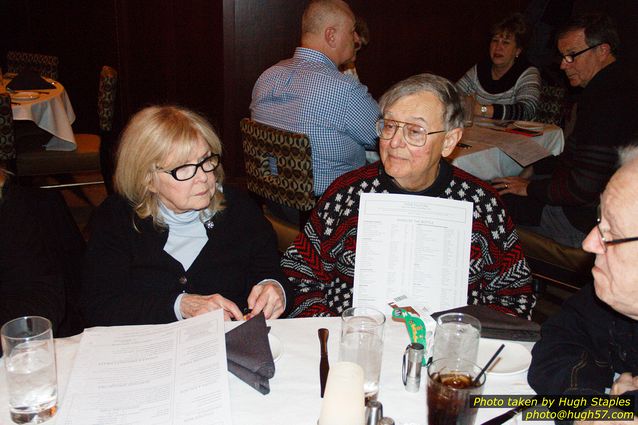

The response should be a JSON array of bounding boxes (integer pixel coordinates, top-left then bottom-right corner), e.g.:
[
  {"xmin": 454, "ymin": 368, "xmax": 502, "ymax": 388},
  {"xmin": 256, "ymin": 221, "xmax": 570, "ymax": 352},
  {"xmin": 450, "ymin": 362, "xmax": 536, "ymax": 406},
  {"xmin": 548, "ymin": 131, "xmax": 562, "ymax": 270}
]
[{"xmin": 159, "ymin": 202, "xmax": 210, "ymax": 271}]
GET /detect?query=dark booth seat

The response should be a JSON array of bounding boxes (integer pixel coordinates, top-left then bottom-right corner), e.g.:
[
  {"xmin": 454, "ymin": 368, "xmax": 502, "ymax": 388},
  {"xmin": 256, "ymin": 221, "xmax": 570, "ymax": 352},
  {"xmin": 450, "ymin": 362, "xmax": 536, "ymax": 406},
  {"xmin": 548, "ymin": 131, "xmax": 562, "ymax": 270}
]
[{"xmin": 517, "ymin": 227, "xmax": 594, "ymax": 292}]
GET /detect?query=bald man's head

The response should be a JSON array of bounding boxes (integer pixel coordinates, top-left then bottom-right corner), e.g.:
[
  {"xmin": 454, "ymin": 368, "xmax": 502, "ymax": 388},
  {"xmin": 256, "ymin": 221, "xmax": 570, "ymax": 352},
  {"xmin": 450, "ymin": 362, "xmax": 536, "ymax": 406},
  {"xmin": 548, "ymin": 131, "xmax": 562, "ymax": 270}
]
[
  {"xmin": 300, "ymin": 0, "xmax": 358, "ymax": 66},
  {"xmin": 582, "ymin": 144, "xmax": 638, "ymax": 320},
  {"xmin": 302, "ymin": 0, "xmax": 354, "ymax": 36}
]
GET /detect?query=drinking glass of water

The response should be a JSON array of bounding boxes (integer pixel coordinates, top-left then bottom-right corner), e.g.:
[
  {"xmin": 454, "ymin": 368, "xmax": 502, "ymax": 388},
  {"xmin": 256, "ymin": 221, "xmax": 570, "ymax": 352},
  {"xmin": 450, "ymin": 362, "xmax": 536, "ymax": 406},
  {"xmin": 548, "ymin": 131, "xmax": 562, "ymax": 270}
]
[
  {"xmin": 1, "ymin": 316, "xmax": 58, "ymax": 424},
  {"xmin": 432, "ymin": 313, "xmax": 481, "ymax": 364},
  {"xmin": 338, "ymin": 307, "xmax": 385, "ymax": 403}
]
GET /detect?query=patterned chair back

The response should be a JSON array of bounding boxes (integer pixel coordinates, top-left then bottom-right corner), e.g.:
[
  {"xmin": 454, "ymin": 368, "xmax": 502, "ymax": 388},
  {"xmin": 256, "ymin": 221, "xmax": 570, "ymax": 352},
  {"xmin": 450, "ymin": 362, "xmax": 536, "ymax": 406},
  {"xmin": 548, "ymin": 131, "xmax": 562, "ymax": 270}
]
[
  {"xmin": 7, "ymin": 51, "xmax": 59, "ymax": 80},
  {"xmin": 98, "ymin": 66, "xmax": 118, "ymax": 132},
  {"xmin": 240, "ymin": 118, "xmax": 315, "ymax": 211},
  {"xmin": 0, "ymin": 93, "xmax": 15, "ymax": 161},
  {"xmin": 535, "ymin": 77, "xmax": 569, "ymax": 126}
]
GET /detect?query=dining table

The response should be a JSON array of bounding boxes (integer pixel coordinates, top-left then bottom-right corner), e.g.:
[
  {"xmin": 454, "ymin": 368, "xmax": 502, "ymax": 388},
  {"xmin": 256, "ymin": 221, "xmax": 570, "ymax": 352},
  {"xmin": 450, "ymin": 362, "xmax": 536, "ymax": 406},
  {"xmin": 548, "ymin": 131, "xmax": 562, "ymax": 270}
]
[
  {"xmin": 449, "ymin": 120, "xmax": 564, "ymax": 181},
  {"xmin": 3, "ymin": 74, "xmax": 77, "ymax": 151},
  {"xmin": 0, "ymin": 316, "xmax": 551, "ymax": 425}
]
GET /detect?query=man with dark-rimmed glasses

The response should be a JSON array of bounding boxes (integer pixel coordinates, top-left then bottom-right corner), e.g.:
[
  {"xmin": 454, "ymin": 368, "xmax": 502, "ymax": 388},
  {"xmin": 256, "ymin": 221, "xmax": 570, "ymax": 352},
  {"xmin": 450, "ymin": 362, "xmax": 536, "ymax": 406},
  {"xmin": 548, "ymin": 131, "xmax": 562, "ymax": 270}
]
[
  {"xmin": 529, "ymin": 146, "xmax": 638, "ymax": 424},
  {"xmin": 493, "ymin": 13, "xmax": 638, "ymax": 249}
]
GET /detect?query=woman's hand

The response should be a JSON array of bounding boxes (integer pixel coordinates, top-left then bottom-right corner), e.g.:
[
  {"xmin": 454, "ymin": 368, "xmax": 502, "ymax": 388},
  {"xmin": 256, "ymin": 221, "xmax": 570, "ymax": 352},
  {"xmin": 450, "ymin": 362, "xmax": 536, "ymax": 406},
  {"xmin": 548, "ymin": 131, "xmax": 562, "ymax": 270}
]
[
  {"xmin": 180, "ymin": 293, "xmax": 243, "ymax": 321},
  {"xmin": 247, "ymin": 281, "xmax": 286, "ymax": 320},
  {"xmin": 492, "ymin": 176, "xmax": 530, "ymax": 196}
]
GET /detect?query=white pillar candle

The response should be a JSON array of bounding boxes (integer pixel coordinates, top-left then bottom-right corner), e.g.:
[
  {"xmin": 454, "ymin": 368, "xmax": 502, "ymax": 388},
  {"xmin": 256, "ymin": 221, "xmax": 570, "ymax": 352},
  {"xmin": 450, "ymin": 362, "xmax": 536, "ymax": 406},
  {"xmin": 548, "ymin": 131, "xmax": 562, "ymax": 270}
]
[{"xmin": 318, "ymin": 361, "xmax": 365, "ymax": 425}]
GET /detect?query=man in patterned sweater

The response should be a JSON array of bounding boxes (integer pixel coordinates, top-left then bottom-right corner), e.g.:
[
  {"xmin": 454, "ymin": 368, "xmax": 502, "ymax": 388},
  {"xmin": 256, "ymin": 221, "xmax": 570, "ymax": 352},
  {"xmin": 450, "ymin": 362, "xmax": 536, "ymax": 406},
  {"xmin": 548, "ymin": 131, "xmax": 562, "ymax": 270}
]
[{"xmin": 282, "ymin": 74, "xmax": 535, "ymax": 319}]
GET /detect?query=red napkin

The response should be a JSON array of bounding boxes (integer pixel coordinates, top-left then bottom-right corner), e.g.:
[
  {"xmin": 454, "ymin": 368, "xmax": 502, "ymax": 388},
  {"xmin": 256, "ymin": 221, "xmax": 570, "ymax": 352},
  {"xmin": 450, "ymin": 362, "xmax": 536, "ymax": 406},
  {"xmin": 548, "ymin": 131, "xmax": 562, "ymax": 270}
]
[{"xmin": 504, "ymin": 128, "xmax": 543, "ymax": 137}]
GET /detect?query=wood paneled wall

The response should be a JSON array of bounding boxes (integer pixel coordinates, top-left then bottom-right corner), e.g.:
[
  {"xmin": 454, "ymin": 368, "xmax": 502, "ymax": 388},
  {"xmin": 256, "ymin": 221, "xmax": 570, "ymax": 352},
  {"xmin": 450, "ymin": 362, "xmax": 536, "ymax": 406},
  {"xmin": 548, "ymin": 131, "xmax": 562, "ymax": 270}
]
[
  {"xmin": 222, "ymin": 0, "xmax": 530, "ymax": 175},
  {"xmin": 1, "ymin": 0, "xmax": 636, "ymax": 178}
]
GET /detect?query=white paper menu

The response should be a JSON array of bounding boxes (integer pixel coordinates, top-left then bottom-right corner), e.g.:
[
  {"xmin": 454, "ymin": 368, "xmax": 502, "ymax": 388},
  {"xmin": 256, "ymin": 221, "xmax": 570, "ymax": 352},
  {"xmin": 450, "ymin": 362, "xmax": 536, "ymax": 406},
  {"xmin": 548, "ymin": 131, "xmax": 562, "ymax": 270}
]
[
  {"xmin": 465, "ymin": 125, "xmax": 551, "ymax": 166},
  {"xmin": 353, "ymin": 193, "xmax": 473, "ymax": 316},
  {"xmin": 56, "ymin": 310, "xmax": 233, "ymax": 425}
]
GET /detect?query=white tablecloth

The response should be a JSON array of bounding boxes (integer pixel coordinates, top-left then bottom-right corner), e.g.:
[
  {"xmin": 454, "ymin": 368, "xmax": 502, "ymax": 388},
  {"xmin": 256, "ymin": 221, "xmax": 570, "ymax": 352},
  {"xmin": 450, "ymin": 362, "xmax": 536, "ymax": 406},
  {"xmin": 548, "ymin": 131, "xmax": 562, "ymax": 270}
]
[
  {"xmin": 8, "ymin": 79, "xmax": 76, "ymax": 151},
  {"xmin": 0, "ymin": 317, "xmax": 550, "ymax": 425},
  {"xmin": 450, "ymin": 123, "xmax": 564, "ymax": 181}
]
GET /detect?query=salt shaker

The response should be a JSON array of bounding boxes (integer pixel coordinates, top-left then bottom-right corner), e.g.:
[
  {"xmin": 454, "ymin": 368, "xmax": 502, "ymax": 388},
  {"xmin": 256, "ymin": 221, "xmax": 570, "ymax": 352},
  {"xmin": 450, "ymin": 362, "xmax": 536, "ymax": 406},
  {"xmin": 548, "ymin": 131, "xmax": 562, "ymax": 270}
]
[
  {"xmin": 365, "ymin": 400, "xmax": 383, "ymax": 425},
  {"xmin": 378, "ymin": 417, "xmax": 395, "ymax": 425},
  {"xmin": 402, "ymin": 342, "xmax": 424, "ymax": 392}
]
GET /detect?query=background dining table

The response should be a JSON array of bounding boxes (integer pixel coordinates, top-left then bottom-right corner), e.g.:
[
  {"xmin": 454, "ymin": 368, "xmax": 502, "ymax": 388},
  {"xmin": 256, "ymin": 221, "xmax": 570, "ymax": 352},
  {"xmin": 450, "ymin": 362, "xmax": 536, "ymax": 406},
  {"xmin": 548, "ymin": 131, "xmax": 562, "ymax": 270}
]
[
  {"xmin": 0, "ymin": 316, "xmax": 551, "ymax": 425},
  {"xmin": 5, "ymin": 76, "xmax": 77, "ymax": 151},
  {"xmin": 449, "ymin": 121, "xmax": 564, "ymax": 181}
]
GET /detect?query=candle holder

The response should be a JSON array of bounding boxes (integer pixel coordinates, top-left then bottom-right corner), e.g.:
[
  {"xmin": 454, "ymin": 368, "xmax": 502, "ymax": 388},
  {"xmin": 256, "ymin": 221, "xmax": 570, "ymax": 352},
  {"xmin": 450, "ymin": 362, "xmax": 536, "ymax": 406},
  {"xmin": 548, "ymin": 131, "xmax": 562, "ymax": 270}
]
[{"xmin": 318, "ymin": 361, "xmax": 365, "ymax": 425}]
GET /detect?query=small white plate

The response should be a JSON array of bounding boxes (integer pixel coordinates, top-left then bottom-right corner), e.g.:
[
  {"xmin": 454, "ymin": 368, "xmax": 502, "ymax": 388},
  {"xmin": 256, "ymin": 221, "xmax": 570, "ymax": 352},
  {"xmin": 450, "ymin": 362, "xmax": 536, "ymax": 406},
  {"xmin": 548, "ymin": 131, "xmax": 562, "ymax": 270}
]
[
  {"xmin": 477, "ymin": 339, "xmax": 531, "ymax": 375},
  {"xmin": 10, "ymin": 91, "xmax": 40, "ymax": 101},
  {"xmin": 269, "ymin": 333, "xmax": 283, "ymax": 362},
  {"xmin": 513, "ymin": 121, "xmax": 544, "ymax": 132}
]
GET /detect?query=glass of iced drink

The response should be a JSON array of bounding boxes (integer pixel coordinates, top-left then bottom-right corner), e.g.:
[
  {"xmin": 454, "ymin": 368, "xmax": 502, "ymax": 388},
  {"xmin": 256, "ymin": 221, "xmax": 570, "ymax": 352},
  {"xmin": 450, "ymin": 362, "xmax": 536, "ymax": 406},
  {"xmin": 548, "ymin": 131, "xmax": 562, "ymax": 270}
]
[
  {"xmin": 1, "ymin": 316, "xmax": 58, "ymax": 424},
  {"xmin": 339, "ymin": 307, "xmax": 385, "ymax": 403},
  {"xmin": 432, "ymin": 313, "xmax": 481, "ymax": 364},
  {"xmin": 426, "ymin": 358, "xmax": 485, "ymax": 425}
]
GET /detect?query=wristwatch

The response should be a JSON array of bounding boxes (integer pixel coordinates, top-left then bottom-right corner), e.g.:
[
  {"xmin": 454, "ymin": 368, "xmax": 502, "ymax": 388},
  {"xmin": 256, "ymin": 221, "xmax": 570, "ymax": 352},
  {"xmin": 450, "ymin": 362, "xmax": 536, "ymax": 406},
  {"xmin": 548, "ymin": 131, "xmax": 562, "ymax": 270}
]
[{"xmin": 480, "ymin": 105, "xmax": 488, "ymax": 117}]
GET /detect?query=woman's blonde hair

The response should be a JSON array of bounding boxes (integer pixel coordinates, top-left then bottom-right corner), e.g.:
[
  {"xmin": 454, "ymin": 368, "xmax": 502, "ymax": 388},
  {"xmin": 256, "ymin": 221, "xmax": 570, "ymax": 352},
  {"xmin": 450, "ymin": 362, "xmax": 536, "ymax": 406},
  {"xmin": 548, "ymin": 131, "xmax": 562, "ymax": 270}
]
[{"xmin": 114, "ymin": 105, "xmax": 225, "ymax": 227}]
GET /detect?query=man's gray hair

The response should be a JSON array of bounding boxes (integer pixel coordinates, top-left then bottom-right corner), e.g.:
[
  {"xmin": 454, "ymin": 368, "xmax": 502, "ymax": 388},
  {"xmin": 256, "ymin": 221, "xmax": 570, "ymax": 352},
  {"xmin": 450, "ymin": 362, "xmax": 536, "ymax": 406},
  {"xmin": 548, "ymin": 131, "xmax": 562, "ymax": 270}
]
[
  {"xmin": 558, "ymin": 13, "xmax": 620, "ymax": 57},
  {"xmin": 378, "ymin": 73, "xmax": 464, "ymax": 130},
  {"xmin": 618, "ymin": 145, "xmax": 638, "ymax": 166}
]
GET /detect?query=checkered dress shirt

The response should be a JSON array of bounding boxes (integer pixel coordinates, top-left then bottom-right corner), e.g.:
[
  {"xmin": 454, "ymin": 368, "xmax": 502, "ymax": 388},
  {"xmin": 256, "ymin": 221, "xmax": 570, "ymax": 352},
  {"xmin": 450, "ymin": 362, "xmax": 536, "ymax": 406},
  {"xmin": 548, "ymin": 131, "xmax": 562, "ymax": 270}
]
[{"xmin": 250, "ymin": 47, "xmax": 380, "ymax": 195}]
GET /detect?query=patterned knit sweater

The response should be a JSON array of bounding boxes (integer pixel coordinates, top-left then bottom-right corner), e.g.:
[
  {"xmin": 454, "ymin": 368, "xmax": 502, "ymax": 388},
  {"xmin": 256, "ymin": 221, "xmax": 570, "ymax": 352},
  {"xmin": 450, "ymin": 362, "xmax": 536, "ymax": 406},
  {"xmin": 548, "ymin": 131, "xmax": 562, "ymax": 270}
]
[
  {"xmin": 282, "ymin": 160, "xmax": 535, "ymax": 319},
  {"xmin": 456, "ymin": 58, "xmax": 540, "ymax": 121}
]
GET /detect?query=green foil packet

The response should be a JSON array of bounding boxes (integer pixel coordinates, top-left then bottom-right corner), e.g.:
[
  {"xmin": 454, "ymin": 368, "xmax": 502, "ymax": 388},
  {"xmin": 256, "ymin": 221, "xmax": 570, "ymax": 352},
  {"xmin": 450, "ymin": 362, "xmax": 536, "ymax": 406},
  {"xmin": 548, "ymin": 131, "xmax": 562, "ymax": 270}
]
[{"xmin": 392, "ymin": 308, "xmax": 427, "ymax": 366}]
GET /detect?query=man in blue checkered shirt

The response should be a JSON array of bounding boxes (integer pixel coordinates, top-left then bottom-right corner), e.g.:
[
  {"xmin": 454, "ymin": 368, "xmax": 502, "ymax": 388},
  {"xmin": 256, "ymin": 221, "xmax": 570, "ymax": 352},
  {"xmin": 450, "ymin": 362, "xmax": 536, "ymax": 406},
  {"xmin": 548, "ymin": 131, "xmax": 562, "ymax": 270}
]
[{"xmin": 250, "ymin": 0, "xmax": 380, "ymax": 197}]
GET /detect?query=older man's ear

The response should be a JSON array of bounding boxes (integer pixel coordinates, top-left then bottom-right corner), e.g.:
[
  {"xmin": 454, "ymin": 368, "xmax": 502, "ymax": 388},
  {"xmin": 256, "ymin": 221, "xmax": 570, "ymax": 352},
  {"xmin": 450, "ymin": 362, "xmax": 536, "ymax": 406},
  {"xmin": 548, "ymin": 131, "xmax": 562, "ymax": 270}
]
[{"xmin": 441, "ymin": 128, "xmax": 464, "ymax": 157}]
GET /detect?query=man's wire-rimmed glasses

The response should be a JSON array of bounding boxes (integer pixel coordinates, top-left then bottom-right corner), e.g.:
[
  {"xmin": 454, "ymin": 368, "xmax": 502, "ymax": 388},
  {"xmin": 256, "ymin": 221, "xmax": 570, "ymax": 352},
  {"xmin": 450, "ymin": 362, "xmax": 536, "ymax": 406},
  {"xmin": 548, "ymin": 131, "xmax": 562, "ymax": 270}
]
[
  {"xmin": 160, "ymin": 153, "xmax": 220, "ymax": 181},
  {"xmin": 596, "ymin": 204, "xmax": 638, "ymax": 252},
  {"xmin": 375, "ymin": 118, "xmax": 446, "ymax": 147},
  {"xmin": 561, "ymin": 43, "xmax": 602, "ymax": 63}
]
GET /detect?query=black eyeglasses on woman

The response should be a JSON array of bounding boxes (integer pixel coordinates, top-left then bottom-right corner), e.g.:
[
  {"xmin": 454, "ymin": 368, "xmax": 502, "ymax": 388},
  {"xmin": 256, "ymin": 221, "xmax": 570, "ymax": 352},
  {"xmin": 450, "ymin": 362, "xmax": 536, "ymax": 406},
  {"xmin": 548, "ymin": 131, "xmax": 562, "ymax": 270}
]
[{"xmin": 160, "ymin": 153, "xmax": 220, "ymax": 181}]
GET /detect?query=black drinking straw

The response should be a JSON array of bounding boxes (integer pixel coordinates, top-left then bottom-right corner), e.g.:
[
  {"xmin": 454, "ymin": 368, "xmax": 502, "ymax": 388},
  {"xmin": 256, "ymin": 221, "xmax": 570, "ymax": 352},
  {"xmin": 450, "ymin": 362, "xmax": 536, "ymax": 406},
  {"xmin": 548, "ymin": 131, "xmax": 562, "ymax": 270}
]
[{"xmin": 472, "ymin": 343, "xmax": 505, "ymax": 386}]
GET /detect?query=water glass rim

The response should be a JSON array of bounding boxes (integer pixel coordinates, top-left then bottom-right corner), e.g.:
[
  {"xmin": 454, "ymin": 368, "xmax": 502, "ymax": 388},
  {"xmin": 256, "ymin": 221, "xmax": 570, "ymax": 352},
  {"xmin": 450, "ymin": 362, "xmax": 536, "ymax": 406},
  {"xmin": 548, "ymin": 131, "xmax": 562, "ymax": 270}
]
[
  {"xmin": 341, "ymin": 306, "xmax": 386, "ymax": 326},
  {"xmin": 427, "ymin": 357, "xmax": 486, "ymax": 388},
  {"xmin": 436, "ymin": 312, "xmax": 481, "ymax": 331},
  {"xmin": 1, "ymin": 315, "xmax": 53, "ymax": 342}
]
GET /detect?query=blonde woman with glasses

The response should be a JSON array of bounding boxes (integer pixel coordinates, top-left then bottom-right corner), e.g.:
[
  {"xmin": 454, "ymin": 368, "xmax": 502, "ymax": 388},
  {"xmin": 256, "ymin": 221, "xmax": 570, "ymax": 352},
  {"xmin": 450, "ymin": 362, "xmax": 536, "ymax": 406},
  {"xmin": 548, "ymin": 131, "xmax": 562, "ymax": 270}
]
[{"xmin": 82, "ymin": 106, "xmax": 290, "ymax": 326}]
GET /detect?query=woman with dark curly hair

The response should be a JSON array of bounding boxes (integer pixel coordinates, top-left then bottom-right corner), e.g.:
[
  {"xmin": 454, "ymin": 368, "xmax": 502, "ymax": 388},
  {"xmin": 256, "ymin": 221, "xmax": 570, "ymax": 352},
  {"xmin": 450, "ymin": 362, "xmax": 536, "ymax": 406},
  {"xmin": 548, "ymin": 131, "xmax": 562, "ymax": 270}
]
[{"xmin": 456, "ymin": 13, "xmax": 541, "ymax": 121}]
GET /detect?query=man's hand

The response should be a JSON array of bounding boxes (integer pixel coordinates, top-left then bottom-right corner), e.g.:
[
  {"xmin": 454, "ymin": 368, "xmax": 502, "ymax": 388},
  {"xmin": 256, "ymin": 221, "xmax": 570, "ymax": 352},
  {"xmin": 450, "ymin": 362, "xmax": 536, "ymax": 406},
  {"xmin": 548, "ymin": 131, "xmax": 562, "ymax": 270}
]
[
  {"xmin": 611, "ymin": 373, "xmax": 638, "ymax": 395},
  {"xmin": 575, "ymin": 373, "xmax": 638, "ymax": 424},
  {"xmin": 492, "ymin": 176, "xmax": 530, "ymax": 196}
]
